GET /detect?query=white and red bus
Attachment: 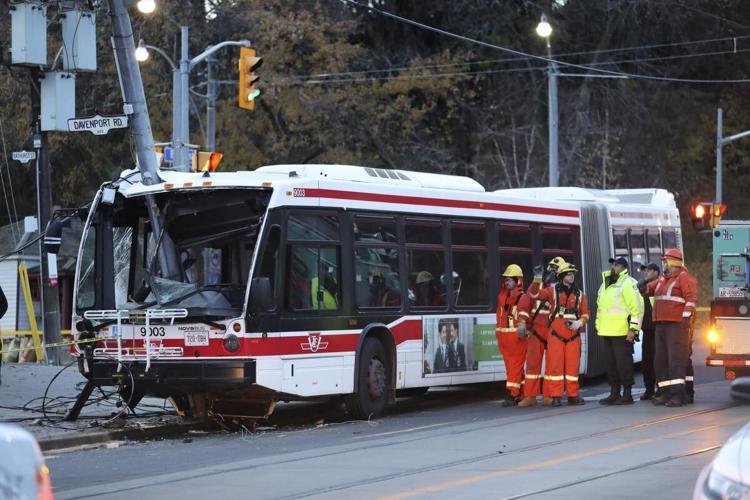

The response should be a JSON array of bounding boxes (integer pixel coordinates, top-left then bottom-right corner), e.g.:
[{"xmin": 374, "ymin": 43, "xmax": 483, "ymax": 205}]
[{"xmin": 67, "ymin": 165, "xmax": 682, "ymax": 418}]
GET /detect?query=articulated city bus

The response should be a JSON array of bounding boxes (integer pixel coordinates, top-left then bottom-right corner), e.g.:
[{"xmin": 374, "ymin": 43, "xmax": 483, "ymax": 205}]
[{"xmin": 68, "ymin": 165, "xmax": 681, "ymax": 419}]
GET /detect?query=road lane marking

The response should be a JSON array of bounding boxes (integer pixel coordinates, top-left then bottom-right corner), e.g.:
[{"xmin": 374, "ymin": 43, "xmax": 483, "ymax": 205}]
[
  {"xmin": 352, "ymin": 422, "xmax": 458, "ymax": 440},
  {"xmin": 502, "ymin": 444, "xmax": 722, "ymax": 499},
  {"xmin": 379, "ymin": 415, "xmax": 747, "ymax": 499}
]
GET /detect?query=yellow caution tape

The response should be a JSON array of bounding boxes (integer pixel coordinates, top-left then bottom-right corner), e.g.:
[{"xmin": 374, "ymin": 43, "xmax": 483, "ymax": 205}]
[{"xmin": 0, "ymin": 337, "xmax": 107, "ymax": 356}]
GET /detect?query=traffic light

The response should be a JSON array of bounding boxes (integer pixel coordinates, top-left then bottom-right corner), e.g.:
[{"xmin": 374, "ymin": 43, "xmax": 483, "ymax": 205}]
[
  {"xmin": 238, "ymin": 47, "xmax": 262, "ymax": 111},
  {"xmin": 711, "ymin": 202, "xmax": 727, "ymax": 227},
  {"xmin": 691, "ymin": 201, "xmax": 728, "ymax": 230},
  {"xmin": 690, "ymin": 202, "xmax": 712, "ymax": 231},
  {"xmin": 192, "ymin": 151, "xmax": 224, "ymax": 172}
]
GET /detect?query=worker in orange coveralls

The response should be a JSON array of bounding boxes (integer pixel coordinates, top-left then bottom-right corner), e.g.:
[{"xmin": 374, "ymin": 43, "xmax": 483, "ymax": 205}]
[
  {"xmin": 496, "ymin": 264, "xmax": 526, "ymax": 406},
  {"xmin": 527, "ymin": 262, "xmax": 589, "ymax": 406},
  {"xmin": 516, "ymin": 256, "xmax": 568, "ymax": 407}
]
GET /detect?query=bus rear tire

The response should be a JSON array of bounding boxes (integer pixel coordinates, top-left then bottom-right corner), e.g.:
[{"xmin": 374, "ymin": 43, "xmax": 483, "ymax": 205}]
[{"xmin": 346, "ymin": 338, "xmax": 389, "ymax": 419}]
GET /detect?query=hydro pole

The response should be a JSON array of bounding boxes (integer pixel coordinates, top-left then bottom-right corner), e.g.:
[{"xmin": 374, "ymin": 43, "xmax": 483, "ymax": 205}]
[{"xmin": 107, "ymin": 0, "xmax": 180, "ymax": 278}]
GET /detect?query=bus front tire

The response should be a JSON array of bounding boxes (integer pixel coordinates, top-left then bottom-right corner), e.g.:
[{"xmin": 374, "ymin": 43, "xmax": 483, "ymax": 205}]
[{"xmin": 346, "ymin": 338, "xmax": 389, "ymax": 419}]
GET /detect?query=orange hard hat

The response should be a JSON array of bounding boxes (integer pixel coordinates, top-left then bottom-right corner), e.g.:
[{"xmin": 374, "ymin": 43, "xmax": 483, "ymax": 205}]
[{"xmin": 661, "ymin": 248, "xmax": 683, "ymax": 262}]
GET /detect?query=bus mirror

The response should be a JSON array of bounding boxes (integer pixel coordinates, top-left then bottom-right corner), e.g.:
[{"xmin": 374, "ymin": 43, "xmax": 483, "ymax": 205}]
[{"xmin": 251, "ymin": 277, "xmax": 273, "ymax": 313}]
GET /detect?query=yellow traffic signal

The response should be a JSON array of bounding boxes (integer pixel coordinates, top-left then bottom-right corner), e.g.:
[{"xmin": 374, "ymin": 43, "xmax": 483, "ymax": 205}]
[
  {"xmin": 711, "ymin": 202, "xmax": 727, "ymax": 227},
  {"xmin": 238, "ymin": 47, "xmax": 262, "ymax": 111}
]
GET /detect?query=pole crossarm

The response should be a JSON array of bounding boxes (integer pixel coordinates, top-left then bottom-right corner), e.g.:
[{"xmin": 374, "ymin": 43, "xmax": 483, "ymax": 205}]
[
  {"xmin": 556, "ymin": 73, "xmax": 629, "ymax": 79},
  {"xmin": 720, "ymin": 128, "xmax": 750, "ymax": 146},
  {"xmin": 189, "ymin": 40, "xmax": 252, "ymax": 70}
]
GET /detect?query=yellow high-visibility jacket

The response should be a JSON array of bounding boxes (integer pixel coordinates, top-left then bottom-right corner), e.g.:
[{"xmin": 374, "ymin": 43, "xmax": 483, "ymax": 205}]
[{"xmin": 596, "ymin": 270, "xmax": 644, "ymax": 336}]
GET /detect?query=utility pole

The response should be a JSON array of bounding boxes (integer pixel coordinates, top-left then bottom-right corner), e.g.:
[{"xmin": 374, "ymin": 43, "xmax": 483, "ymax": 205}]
[
  {"xmin": 30, "ymin": 70, "xmax": 62, "ymax": 365},
  {"xmin": 107, "ymin": 0, "xmax": 181, "ymax": 278}
]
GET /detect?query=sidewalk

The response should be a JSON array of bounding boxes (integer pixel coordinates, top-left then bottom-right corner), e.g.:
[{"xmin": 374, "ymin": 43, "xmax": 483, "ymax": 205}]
[{"xmin": 0, "ymin": 359, "xmax": 206, "ymax": 452}]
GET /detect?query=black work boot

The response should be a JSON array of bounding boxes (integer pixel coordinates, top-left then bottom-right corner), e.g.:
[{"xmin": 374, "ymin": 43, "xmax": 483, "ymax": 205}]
[
  {"xmin": 550, "ymin": 397, "xmax": 562, "ymax": 407},
  {"xmin": 567, "ymin": 396, "xmax": 585, "ymax": 406},
  {"xmin": 614, "ymin": 386, "xmax": 634, "ymax": 405},
  {"xmin": 640, "ymin": 389, "xmax": 655, "ymax": 400},
  {"xmin": 501, "ymin": 395, "xmax": 518, "ymax": 407},
  {"xmin": 599, "ymin": 385, "xmax": 621, "ymax": 405}
]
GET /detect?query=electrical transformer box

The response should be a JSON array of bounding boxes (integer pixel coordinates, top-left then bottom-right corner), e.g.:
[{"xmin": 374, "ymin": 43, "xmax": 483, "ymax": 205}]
[
  {"xmin": 11, "ymin": 2, "xmax": 48, "ymax": 66},
  {"xmin": 41, "ymin": 72, "xmax": 76, "ymax": 132},
  {"xmin": 61, "ymin": 10, "xmax": 97, "ymax": 72}
]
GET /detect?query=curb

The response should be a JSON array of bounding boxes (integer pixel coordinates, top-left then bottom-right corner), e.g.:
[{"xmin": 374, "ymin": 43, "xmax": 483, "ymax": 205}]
[{"xmin": 39, "ymin": 420, "xmax": 218, "ymax": 453}]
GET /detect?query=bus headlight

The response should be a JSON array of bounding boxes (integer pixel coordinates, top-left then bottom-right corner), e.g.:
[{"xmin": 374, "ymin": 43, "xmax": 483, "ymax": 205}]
[{"xmin": 224, "ymin": 334, "xmax": 240, "ymax": 353}]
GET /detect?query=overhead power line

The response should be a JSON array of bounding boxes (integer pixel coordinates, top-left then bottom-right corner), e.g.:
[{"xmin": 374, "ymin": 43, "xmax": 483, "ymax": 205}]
[
  {"xmin": 298, "ymin": 47, "xmax": 750, "ymax": 85},
  {"xmin": 304, "ymin": 33, "xmax": 750, "ymax": 80},
  {"xmin": 340, "ymin": 0, "xmax": 750, "ymax": 84}
]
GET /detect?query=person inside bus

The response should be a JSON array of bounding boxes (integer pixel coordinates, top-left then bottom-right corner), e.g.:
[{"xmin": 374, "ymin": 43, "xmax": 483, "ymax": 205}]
[
  {"xmin": 368, "ymin": 269, "xmax": 400, "ymax": 307},
  {"xmin": 413, "ymin": 271, "xmax": 443, "ymax": 307},
  {"xmin": 311, "ymin": 265, "xmax": 339, "ymax": 310}
]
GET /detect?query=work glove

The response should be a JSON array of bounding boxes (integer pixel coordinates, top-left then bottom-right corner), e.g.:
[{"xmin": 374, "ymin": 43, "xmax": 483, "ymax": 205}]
[
  {"xmin": 568, "ymin": 320, "xmax": 583, "ymax": 331},
  {"xmin": 516, "ymin": 322, "xmax": 528, "ymax": 340}
]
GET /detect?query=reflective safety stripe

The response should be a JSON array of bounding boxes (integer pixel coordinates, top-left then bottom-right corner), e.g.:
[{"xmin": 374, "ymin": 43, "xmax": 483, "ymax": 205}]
[
  {"xmin": 538, "ymin": 309, "xmax": 551, "ymax": 315},
  {"xmin": 655, "ymin": 295, "xmax": 686, "ymax": 303},
  {"xmin": 565, "ymin": 375, "xmax": 578, "ymax": 382},
  {"xmin": 525, "ymin": 374, "xmax": 542, "ymax": 379},
  {"xmin": 545, "ymin": 375, "xmax": 565, "ymax": 381},
  {"xmin": 506, "ymin": 382, "xmax": 521, "ymax": 388},
  {"xmin": 561, "ymin": 314, "xmax": 578, "ymax": 319},
  {"xmin": 658, "ymin": 378, "xmax": 685, "ymax": 387},
  {"xmin": 607, "ymin": 308, "xmax": 629, "ymax": 314},
  {"xmin": 685, "ymin": 302, "xmax": 696, "ymax": 308},
  {"xmin": 518, "ymin": 311, "xmax": 530, "ymax": 318},
  {"xmin": 496, "ymin": 327, "xmax": 517, "ymax": 333},
  {"xmin": 682, "ymin": 312, "xmax": 692, "ymax": 317},
  {"xmin": 686, "ymin": 376, "xmax": 694, "ymax": 381}
]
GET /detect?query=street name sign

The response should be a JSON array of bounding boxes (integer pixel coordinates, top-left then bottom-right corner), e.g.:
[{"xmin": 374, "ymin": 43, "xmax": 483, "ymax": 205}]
[
  {"xmin": 67, "ymin": 114, "xmax": 129, "ymax": 135},
  {"xmin": 12, "ymin": 150, "xmax": 37, "ymax": 164}
]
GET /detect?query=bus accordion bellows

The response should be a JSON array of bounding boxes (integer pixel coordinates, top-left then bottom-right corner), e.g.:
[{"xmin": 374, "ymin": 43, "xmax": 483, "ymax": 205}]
[{"xmin": 66, "ymin": 164, "xmax": 682, "ymax": 420}]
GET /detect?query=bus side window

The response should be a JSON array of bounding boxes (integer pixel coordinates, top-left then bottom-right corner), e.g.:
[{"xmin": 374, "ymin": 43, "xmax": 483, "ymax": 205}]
[
  {"xmin": 498, "ymin": 223, "xmax": 533, "ymax": 285},
  {"xmin": 647, "ymin": 229, "xmax": 661, "ymax": 263},
  {"xmin": 663, "ymin": 228, "xmax": 677, "ymax": 249},
  {"xmin": 405, "ymin": 218, "xmax": 445, "ymax": 309},
  {"xmin": 630, "ymin": 229, "xmax": 647, "ymax": 269},
  {"xmin": 613, "ymin": 230, "xmax": 629, "ymax": 258},
  {"xmin": 287, "ymin": 246, "xmax": 340, "ymax": 311},
  {"xmin": 451, "ymin": 221, "xmax": 488, "ymax": 307}
]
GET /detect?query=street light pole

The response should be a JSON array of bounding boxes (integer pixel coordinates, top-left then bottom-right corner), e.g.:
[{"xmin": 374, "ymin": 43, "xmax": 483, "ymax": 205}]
[
  {"xmin": 547, "ymin": 43, "xmax": 560, "ymax": 188},
  {"xmin": 177, "ymin": 25, "xmax": 190, "ymax": 171},
  {"xmin": 536, "ymin": 14, "xmax": 559, "ymax": 187}
]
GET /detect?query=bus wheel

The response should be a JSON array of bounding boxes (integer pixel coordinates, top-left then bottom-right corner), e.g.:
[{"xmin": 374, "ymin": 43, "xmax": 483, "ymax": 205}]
[{"xmin": 346, "ymin": 338, "xmax": 389, "ymax": 419}]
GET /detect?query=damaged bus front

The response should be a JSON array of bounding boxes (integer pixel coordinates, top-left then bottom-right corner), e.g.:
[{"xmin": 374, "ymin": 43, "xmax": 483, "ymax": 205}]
[{"xmin": 71, "ymin": 178, "xmax": 274, "ymax": 417}]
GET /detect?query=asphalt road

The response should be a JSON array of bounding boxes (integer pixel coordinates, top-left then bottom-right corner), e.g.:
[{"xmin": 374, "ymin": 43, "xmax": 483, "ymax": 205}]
[{"xmin": 47, "ymin": 339, "xmax": 743, "ymax": 500}]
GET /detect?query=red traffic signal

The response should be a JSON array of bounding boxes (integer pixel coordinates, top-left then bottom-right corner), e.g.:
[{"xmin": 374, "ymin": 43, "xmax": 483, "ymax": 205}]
[{"xmin": 690, "ymin": 202, "xmax": 712, "ymax": 231}]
